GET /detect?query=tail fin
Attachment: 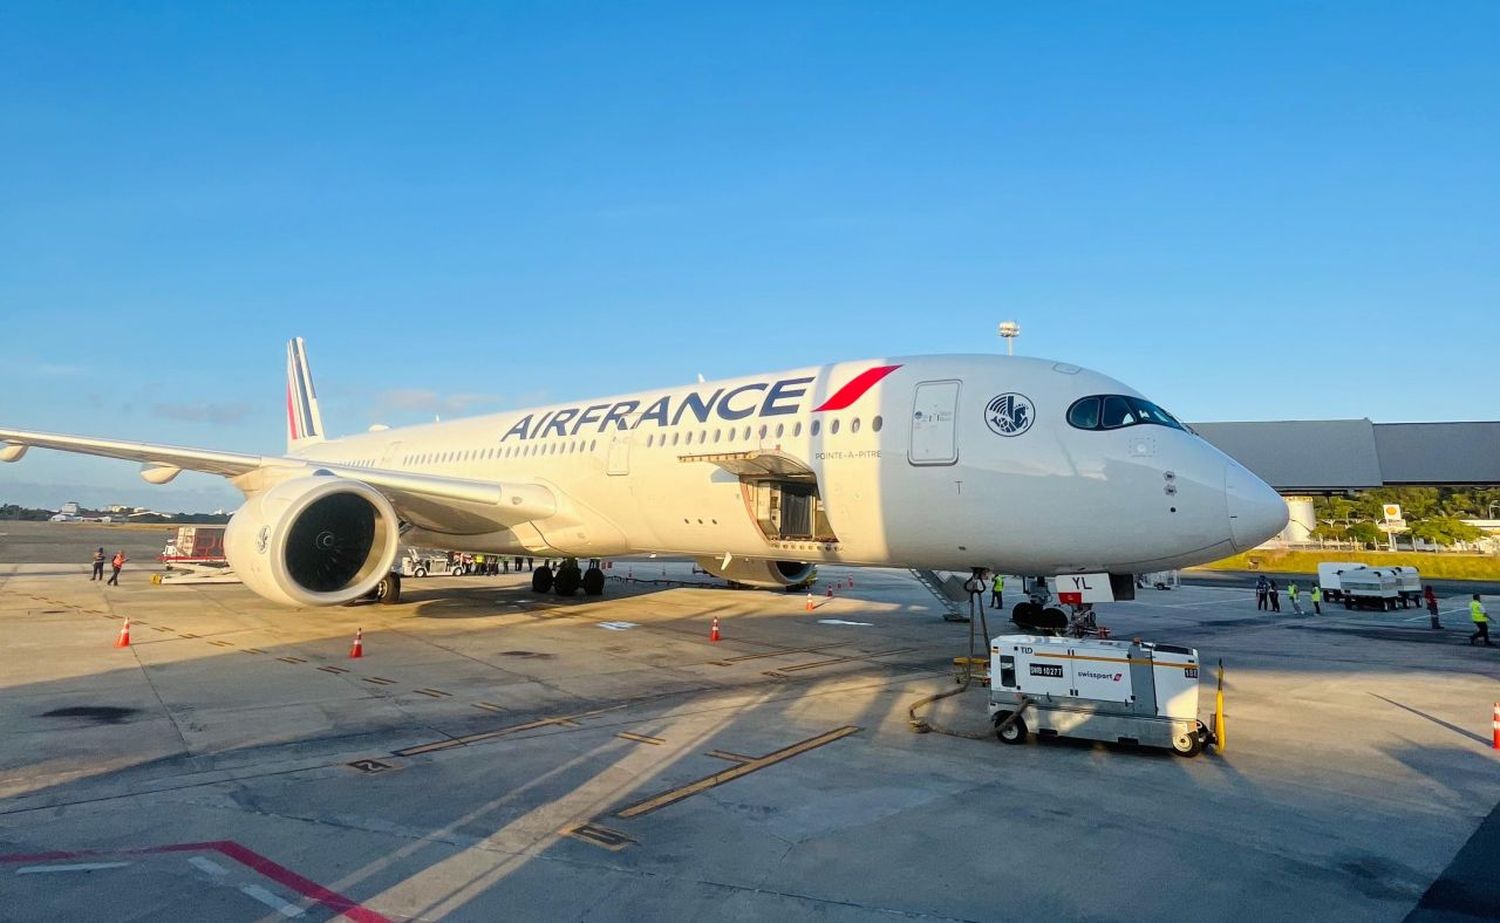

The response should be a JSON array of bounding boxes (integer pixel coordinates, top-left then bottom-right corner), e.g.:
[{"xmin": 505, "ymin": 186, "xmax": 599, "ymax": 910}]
[{"xmin": 285, "ymin": 337, "xmax": 326, "ymax": 452}]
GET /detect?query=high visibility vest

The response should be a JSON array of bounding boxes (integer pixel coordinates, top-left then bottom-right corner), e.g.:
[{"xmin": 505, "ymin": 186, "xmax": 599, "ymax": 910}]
[
  {"xmin": 1289, "ymin": 583, "xmax": 1298, "ymax": 597},
  {"xmin": 992, "ymin": 576, "xmax": 1003, "ymax": 591},
  {"xmin": 112, "ymin": 554, "xmax": 124, "ymax": 567},
  {"xmin": 1472, "ymin": 600, "xmax": 1488, "ymax": 624},
  {"xmin": 1311, "ymin": 587, "xmax": 1322, "ymax": 602}
]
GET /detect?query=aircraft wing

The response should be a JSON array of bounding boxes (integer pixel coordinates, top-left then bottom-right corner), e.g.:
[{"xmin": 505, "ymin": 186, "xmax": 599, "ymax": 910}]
[
  {"xmin": 0, "ymin": 427, "xmax": 556, "ymax": 529},
  {"xmin": 0, "ymin": 427, "xmax": 268, "ymax": 477}
]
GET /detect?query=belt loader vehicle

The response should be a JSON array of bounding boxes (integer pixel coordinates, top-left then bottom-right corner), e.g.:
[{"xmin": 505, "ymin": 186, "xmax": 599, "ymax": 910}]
[{"xmin": 988, "ymin": 634, "xmax": 1211, "ymax": 757}]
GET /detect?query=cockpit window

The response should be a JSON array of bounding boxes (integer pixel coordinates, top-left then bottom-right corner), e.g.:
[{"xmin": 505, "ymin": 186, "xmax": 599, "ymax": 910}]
[
  {"xmin": 1066, "ymin": 396, "xmax": 1100, "ymax": 430},
  {"xmin": 1101, "ymin": 396, "xmax": 1136, "ymax": 428},
  {"xmin": 1131, "ymin": 399, "xmax": 1184, "ymax": 428},
  {"xmin": 1068, "ymin": 395, "xmax": 1187, "ymax": 432}
]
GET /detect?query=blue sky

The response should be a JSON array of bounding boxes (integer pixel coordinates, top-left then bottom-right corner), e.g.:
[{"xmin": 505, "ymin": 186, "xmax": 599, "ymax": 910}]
[{"xmin": 2, "ymin": 2, "xmax": 1496, "ymax": 510}]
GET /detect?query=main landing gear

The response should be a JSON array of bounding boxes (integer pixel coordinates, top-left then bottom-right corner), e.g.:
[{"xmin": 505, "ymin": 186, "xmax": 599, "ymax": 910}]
[{"xmin": 531, "ymin": 557, "xmax": 607, "ymax": 598}]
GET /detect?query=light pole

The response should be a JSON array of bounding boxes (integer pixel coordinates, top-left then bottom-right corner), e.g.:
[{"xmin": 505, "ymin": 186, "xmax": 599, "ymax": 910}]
[{"xmin": 997, "ymin": 321, "xmax": 1020, "ymax": 356}]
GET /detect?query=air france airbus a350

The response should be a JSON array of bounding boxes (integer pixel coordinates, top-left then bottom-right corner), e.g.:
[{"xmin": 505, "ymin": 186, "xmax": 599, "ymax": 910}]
[{"xmin": 0, "ymin": 339, "xmax": 1287, "ymax": 608}]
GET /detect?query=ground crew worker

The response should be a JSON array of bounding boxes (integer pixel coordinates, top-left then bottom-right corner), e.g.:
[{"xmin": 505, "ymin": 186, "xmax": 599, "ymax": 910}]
[
  {"xmin": 1289, "ymin": 581, "xmax": 1303, "ymax": 615},
  {"xmin": 991, "ymin": 572, "xmax": 1004, "ymax": 609},
  {"xmin": 1311, "ymin": 584, "xmax": 1322, "ymax": 615},
  {"xmin": 91, "ymin": 547, "xmax": 105, "ymax": 581},
  {"xmin": 106, "ymin": 550, "xmax": 127, "ymax": 586},
  {"xmin": 1255, "ymin": 575, "xmax": 1268, "ymax": 610},
  {"xmin": 1268, "ymin": 579, "xmax": 1281, "ymax": 613},
  {"xmin": 1425, "ymin": 586, "xmax": 1441, "ymax": 629},
  {"xmin": 1469, "ymin": 595, "xmax": 1492, "ymax": 646}
]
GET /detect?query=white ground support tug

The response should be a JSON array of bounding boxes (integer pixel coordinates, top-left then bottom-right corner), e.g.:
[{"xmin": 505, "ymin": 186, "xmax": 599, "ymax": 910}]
[{"xmin": 988, "ymin": 634, "xmax": 1214, "ymax": 757}]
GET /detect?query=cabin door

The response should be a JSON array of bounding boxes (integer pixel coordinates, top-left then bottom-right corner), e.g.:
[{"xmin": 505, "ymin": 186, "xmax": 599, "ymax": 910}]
[{"xmin": 908, "ymin": 380, "xmax": 960, "ymax": 466}]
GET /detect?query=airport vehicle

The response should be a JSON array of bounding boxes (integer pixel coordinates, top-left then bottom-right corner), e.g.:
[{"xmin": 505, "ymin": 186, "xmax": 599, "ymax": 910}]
[
  {"xmin": 397, "ymin": 548, "xmax": 461, "ymax": 578},
  {"xmin": 1316, "ymin": 562, "xmax": 1366, "ymax": 601},
  {"xmin": 0, "ymin": 338, "xmax": 1288, "ymax": 610},
  {"xmin": 1338, "ymin": 567, "xmax": 1401, "ymax": 610},
  {"xmin": 1389, "ymin": 565, "xmax": 1423, "ymax": 605},
  {"xmin": 989, "ymin": 634, "xmax": 1208, "ymax": 756}
]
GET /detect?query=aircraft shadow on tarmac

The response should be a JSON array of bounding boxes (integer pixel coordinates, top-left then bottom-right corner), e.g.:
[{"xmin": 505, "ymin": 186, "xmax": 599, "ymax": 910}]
[{"xmin": 2, "ymin": 579, "xmax": 1497, "ymax": 920}]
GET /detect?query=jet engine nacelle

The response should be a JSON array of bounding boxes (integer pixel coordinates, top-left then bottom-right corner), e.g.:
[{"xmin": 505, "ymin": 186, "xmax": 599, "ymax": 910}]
[
  {"xmin": 695, "ymin": 556, "xmax": 815, "ymax": 589},
  {"xmin": 224, "ymin": 474, "xmax": 401, "ymax": 607}
]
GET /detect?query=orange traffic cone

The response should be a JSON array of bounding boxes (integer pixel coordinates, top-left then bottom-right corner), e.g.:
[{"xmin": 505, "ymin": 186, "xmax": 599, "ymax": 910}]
[
  {"xmin": 349, "ymin": 628, "xmax": 364, "ymax": 659},
  {"xmin": 1493, "ymin": 702, "xmax": 1499, "ymax": 750},
  {"xmin": 114, "ymin": 618, "xmax": 131, "ymax": 648},
  {"xmin": 710, "ymin": 617, "xmax": 721, "ymax": 643},
  {"xmin": 805, "ymin": 593, "xmax": 814, "ymax": 612}
]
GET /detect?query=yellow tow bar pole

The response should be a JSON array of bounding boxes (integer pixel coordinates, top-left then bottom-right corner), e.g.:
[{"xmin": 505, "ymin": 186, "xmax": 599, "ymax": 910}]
[{"xmin": 1214, "ymin": 658, "xmax": 1227, "ymax": 754}]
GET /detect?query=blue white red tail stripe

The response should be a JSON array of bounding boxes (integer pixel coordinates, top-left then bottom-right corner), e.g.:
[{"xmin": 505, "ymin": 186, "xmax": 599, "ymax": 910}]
[{"xmin": 285, "ymin": 337, "xmax": 325, "ymax": 448}]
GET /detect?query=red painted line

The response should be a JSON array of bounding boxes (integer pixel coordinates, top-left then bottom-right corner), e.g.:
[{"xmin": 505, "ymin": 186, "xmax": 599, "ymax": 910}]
[
  {"xmin": 211, "ymin": 841, "xmax": 392, "ymax": 923},
  {"xmin": 811, "ymin": 364, "xmax": 901, "ymax": 412},
  {"xmin": 0, "ymin": 840, "xmax": 392, "ymax": 923}
]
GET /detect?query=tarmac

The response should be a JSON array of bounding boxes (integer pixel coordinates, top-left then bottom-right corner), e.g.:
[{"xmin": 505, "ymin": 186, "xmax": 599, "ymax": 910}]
[{"xmin": 1, "ymin": 544, "xmax": 1498, "ymax": 921}]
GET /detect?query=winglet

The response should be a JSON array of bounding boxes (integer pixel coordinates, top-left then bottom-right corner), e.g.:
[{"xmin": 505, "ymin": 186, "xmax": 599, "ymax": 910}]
[{"xmin": 286, "ymin": 337, "xmax": 326, "ymax": 451}]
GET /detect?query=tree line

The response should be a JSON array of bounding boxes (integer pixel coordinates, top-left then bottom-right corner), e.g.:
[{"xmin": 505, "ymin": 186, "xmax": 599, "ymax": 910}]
[
  {"xmin": 0, "ymin": 503, "xmax": 230, "ymax": 524},
  {"xmin": 1310, "ymin": 487, "xmax": 1500, "ymax": 548}
]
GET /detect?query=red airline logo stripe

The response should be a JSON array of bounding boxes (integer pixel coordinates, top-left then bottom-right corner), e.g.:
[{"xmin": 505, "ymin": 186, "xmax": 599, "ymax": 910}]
[
  {"xmin": 812, "ymin": 364, "xmax": 902, "ymax": 412},
  {"xmin": 286, "ymin": 383, "xmax": 299, "ymax": 440}
]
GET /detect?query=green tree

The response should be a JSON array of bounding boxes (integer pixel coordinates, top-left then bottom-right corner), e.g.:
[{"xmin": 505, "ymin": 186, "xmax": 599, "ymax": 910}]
[
  {"xmin": 1346, "ymin": 522, "xmax": 1382, "ymax": 548},
  {"xmin": 1410, "ymin": 517, "xmax": 1485, "ymax": 547},
  {"xmin": 1362, "ymin": 487, "xmax": 1440, "ymax": 521},
  {"xmin": 1310, "ymin": 523, "xmax": 1348, "ymax": 541}
]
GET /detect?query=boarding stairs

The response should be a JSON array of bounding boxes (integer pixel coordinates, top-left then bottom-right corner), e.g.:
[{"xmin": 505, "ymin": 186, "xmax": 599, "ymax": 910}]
[{"xmin": 909, "ymin": 568, "xmax": 968, "ymax": 621}]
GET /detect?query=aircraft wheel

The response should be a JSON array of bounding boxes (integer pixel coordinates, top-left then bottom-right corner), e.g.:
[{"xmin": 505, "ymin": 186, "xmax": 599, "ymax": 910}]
[
  {"xmin": 582, "ymin": 567, "xmax": 605, "ymax": 596},
  {"xmin": 532, "ymin": 565, "xmax": 554, "ymax": 593},
  {"xmin": 994, "ymin": 711, "xmax": 1027, "ymax": 745},
  {"xmin": 375, "ymin": 573, "xmax": 402, "ymax": 605},
  {"xmin": 554, "ymin": 562, "xmax": 582, "ymax": 596}
]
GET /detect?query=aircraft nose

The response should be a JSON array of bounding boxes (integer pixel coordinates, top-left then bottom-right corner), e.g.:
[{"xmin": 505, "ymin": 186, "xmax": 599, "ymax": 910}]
[{"xmin": 1225, "ymin": 461, "xmax": 1288, "ymax": 552}]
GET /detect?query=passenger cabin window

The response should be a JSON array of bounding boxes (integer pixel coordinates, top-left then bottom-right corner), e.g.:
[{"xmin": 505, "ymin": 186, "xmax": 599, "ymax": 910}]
[{"xmin": 1067, "ymin": 394, "xmax": 1186, "ymax": 432}]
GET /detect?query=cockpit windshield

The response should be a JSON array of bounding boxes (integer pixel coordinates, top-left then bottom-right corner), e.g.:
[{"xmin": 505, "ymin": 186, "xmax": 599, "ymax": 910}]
[{"xmin": 1067, "ymin": 395, "xmax": 1187, "ymax": 432}]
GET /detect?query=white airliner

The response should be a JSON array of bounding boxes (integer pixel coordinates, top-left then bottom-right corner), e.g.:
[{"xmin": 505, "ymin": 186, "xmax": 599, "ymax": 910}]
[{"xmin": 0, "ymin": 339, "xmax": 1287, "ymax": 608}]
